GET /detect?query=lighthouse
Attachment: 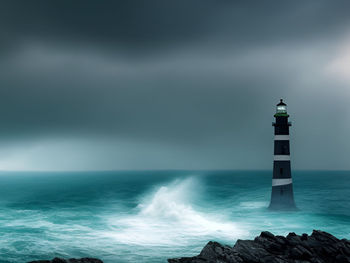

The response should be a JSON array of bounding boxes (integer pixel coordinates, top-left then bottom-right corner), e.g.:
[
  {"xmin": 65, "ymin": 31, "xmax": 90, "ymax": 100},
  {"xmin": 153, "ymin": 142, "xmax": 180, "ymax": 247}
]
[{"xmin": 269, "ymin": 99, "xmax": 296, "ymax": 210}]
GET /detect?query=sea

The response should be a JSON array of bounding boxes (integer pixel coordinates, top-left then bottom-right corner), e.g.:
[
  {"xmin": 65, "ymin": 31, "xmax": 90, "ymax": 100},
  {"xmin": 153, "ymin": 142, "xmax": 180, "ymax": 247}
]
[{"xmin": 0, "ymin": 170, "xmax": 349, "ymax": 263}]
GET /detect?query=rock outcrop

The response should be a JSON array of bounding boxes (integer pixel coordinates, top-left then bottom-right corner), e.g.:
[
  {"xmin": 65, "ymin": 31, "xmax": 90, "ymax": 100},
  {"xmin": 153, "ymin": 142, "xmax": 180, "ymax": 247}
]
[
  {"xmin": 28, "ymin": 258, "xmax": 103, "ymax": 263},
  {"xmin": 168, "ymin": 230, "xmax": 350, "ymax": 263}
]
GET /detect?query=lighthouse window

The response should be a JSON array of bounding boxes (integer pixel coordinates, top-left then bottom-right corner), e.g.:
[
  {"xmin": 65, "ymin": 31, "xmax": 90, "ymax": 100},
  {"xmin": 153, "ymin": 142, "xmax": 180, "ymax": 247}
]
[
  {"xmin": 276, "ymin": 105, "xmax": 287, "ymax": 113},
  {"xmin": 280, "ymin": 168, "xmax": 283, "ymax": 175}
]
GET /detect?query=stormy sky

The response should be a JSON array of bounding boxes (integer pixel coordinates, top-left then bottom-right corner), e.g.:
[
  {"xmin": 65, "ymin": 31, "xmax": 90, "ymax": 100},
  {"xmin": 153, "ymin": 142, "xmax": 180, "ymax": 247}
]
[{"xmin": 0, "ymin": 0, "xmax": 350, "ymax": 171}]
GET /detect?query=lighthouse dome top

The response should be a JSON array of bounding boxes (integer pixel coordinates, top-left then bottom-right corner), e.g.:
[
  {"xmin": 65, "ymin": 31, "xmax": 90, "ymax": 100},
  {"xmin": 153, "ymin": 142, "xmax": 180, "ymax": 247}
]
[
  {"xmin": 275, "ymin": 99, "xmax": 288, "ymax": 116},
  {"xmin": 277, "ymin": 99, "xmax": 286, "ymax": 106}
]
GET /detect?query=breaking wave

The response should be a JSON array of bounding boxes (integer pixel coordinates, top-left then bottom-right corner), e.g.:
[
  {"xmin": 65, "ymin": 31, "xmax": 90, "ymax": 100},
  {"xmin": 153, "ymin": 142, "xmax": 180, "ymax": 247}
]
[{"xmin": 106, "ymin": 177, "xmax": 247, "ymax": 246}]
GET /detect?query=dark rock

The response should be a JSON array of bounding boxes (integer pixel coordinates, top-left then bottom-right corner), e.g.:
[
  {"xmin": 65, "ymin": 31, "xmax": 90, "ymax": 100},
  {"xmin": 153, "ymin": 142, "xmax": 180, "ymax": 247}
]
[
  {"xmin": 289, "ymin": 245, "xmax": 312, "ymax": 260},
  {"xmin": 260, "ymin": 231, "xmax": 276, "ymax": 240},
  {"xmin": 301, "ymin": 233, "xmax": 308, "ymax": 241},
  {"xmin": 68, "ymin": 259, "xmax": 103, "ymax": 263},
  {"xmin": 28, "ymin": 258, "xmax": 103, "ymax": 263},
  {"xmin": 168, "ymin": 241, "xmax": 241, "ymax": 263},
  {"xmin": 168, "ymin": 230, "xmax": 350, "ymax": 263}
]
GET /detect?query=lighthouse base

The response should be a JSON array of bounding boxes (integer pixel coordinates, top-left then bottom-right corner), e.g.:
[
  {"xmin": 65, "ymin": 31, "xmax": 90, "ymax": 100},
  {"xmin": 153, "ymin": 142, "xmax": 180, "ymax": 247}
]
[{"xmin": 268, "ymin": 183, "xmax": 296, "ymax": 210}]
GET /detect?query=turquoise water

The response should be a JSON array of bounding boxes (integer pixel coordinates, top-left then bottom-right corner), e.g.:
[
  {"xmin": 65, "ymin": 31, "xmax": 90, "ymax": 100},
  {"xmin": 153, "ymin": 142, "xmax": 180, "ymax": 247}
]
[{"xmin": 0, "ymin": 170, "xmax": 349, "ymax": 262}]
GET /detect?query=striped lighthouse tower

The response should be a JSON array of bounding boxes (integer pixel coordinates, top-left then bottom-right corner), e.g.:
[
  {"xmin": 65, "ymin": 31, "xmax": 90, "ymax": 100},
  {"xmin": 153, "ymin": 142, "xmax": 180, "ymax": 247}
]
[{"xmin": 269, "ymin": 99, "xmax": 296, "ymax": 210}]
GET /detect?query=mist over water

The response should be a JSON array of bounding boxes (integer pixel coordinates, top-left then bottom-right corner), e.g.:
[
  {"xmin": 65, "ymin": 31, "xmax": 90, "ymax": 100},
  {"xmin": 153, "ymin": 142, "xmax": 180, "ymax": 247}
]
[{"xmin": 0, "ymin": 170, "xmax": 349, "ymax": 262}]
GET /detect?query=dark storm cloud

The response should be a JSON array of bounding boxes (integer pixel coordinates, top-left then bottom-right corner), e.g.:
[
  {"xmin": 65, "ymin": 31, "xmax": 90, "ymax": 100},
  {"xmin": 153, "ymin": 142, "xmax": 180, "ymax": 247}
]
[
  {"xmin": 0, "ymin": 0, "xmax": 350, "ymax": 170},
  {"xmin": 1, "ymin": 1, "xmax": 350, "ymax": 51}
]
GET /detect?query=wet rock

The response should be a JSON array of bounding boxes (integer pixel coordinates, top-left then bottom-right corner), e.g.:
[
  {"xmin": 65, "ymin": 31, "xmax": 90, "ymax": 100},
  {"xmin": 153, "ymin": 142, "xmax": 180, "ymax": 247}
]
[
  {"xmin": 168, "ymin": 230, "xmax": 350, "ymax": 263},
  {"xmin": 168, "ymin": 242, "xmax": 242, "ymax": 263}
]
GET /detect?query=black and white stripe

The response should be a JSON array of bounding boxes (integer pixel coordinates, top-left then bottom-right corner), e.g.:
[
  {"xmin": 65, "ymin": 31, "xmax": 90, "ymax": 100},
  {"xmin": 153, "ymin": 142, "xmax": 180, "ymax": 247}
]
[{"xmin": 269, "ymin": 111, "xmax": 295, "ymax": 209}]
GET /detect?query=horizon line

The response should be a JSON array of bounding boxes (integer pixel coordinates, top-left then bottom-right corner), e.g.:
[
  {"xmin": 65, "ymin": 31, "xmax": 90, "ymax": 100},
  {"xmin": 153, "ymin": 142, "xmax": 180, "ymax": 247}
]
[{"xmin": 0, "ymin": 169, "xmax": 349, "ymax": 173}]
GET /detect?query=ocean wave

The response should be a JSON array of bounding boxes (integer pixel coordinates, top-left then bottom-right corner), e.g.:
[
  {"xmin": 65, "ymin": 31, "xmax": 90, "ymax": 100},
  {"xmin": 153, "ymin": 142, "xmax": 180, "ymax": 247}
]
[{"xmin": 105, "ymin": 177, "xmax": 247, "ymax": 246}]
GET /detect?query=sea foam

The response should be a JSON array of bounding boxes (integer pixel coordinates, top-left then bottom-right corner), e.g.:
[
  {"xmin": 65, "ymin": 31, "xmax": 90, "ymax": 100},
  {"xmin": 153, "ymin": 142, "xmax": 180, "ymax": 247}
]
[{"xmin": 106, "ymin": 177, "xmax": 247, "ymax": 246}]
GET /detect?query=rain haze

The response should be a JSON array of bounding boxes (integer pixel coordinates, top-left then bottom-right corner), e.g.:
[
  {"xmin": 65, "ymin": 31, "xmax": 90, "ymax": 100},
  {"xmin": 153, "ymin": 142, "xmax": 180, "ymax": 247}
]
[{"xmin": 1, "ymin": 0, "xmax": 350, "ymax": 171}]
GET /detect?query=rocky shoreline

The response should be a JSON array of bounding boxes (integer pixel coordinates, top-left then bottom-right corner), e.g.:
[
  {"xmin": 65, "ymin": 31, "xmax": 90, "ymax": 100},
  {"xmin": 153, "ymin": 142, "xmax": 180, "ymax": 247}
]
[
  {"xmin": 27, "ymin": 230, "xmax": 350, "ymax": 263},
  {"xmin": 168, "ymin": 230, "xmax": 350, "ymax": 263}
]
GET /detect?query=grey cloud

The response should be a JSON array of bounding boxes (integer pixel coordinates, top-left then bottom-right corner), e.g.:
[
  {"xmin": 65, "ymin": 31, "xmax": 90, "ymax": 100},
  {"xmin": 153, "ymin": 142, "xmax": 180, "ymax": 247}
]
[{"xmin": 0, "ymin": 1, "xmax": 350, "ymax": 170}]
